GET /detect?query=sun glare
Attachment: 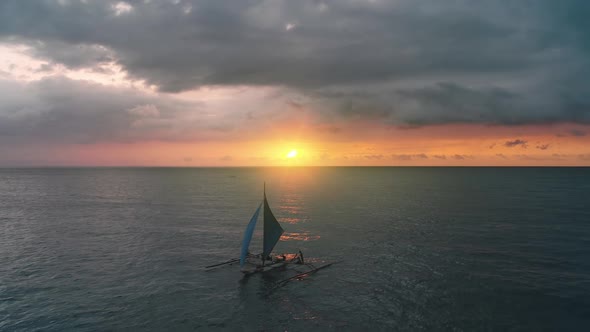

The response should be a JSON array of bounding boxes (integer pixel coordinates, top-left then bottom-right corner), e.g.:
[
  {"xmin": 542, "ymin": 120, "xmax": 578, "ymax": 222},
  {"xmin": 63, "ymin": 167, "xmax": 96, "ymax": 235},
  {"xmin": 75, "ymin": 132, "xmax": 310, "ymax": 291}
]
[{"xmin": 286, "ymin": 149, "xmax": 298, "ymax": 158}]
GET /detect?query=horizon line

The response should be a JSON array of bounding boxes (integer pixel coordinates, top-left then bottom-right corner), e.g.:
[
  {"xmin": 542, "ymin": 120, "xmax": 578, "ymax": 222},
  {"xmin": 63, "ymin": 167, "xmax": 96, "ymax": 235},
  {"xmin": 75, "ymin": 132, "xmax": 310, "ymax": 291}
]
[{"xmin": 1, "ymin": 165, "xmax": 589, "ymax": 169}]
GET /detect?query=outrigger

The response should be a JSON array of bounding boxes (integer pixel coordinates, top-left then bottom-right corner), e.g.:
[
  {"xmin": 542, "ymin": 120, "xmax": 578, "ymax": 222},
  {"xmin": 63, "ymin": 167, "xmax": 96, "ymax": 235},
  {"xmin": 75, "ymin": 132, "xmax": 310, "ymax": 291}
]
[
  {"xmin": 238, "ymin": 182, "xmax": 297, "ymax": 274},
  {"xmin": 205, "ymin": 183, "xmax": 336, "ymax": 281}
]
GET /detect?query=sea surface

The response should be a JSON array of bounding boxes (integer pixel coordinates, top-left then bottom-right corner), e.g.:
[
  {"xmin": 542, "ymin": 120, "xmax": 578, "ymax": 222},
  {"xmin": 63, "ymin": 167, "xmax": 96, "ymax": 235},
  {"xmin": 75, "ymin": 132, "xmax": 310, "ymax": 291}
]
[{"xmin": 1, "ymin": 167, "xmax": 589, "ymax": 331}]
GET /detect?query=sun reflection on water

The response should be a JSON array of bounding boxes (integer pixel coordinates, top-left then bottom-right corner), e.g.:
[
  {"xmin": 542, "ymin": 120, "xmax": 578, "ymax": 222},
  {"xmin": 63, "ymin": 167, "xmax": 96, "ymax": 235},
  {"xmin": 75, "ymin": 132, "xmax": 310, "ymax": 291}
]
[
  {"xmin": 278, "ymin": 194, "xmax": 307, "ymax": 224},
  {"xmin": 280, "ymin": 232, "xmax": 320, "ymax": 241}
]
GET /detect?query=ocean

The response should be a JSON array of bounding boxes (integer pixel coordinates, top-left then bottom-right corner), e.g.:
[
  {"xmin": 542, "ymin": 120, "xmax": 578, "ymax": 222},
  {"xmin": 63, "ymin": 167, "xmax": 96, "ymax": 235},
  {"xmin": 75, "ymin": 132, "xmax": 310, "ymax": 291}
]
[{"xmin": 1, "ymin": 167, "xmax": 589, "ymax": 331}]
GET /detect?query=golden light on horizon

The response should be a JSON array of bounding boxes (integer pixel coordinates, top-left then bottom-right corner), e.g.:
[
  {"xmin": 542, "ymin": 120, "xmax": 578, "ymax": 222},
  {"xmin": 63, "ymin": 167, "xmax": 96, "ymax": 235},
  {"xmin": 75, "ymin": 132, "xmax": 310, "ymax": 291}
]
[{"xmin": 286, "ymin": 149, "xmax": 298, "ymax": 158}]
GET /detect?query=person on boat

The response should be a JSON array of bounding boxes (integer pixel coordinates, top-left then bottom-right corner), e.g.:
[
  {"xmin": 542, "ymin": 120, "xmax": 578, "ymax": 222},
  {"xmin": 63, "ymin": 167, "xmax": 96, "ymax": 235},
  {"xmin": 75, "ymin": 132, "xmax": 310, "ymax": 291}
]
[{"xmin": 297, "ymin": 250, "xmax": 304, "ymax": 264}]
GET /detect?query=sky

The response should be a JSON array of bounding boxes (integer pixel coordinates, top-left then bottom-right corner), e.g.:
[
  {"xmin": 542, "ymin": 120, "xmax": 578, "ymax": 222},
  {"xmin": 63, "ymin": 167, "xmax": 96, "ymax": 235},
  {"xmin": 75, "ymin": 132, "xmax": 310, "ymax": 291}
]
[{"xmin": 1, "ymin": 0, "xmax": 590, "ymax": 166}]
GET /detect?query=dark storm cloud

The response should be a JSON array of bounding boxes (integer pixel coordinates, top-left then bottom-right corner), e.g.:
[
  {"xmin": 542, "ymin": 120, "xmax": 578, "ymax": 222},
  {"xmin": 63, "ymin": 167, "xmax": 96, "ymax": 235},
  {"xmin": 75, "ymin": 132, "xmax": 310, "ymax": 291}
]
[
  {"xmin": 1, "ymin": 0, "xmax": 590, "ymax": 125},
  {"xmin": 1, "ymin": 0, "xmax": 524, "ymax": 88}
]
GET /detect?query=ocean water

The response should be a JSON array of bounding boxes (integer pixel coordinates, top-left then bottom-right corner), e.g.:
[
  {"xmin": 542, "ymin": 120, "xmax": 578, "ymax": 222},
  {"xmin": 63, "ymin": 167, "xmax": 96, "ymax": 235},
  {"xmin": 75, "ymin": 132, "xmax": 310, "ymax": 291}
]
[{"xmin": 1, "ymin": 167, "xmax": 589, "ymax": 331}]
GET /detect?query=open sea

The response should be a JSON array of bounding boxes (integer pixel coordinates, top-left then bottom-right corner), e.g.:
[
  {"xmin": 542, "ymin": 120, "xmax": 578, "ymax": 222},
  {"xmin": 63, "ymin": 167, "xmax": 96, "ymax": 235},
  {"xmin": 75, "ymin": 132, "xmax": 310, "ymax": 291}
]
[{"xmin": 1, "ymin": 167, "xmax": 589, "ymax": 331}]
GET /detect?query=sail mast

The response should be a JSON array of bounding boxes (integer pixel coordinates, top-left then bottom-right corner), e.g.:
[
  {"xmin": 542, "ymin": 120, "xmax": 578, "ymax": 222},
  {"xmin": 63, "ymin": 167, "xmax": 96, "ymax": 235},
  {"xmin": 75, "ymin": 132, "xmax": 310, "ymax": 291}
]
[{"xmin": 262, "ymin": 182, "xmax": 265, "ymax": 265}]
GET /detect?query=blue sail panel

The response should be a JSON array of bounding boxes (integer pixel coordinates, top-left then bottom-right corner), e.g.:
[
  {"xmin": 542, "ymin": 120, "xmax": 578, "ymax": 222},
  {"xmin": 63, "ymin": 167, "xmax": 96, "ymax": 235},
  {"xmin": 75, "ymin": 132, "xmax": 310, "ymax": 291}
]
[
  {"xmin": 240, "ymin": 203, "xmax": 261, "ymax": 268},
  {"xmin": 262, "ymin": 194, "xmax": 284, "ymax": 259}
]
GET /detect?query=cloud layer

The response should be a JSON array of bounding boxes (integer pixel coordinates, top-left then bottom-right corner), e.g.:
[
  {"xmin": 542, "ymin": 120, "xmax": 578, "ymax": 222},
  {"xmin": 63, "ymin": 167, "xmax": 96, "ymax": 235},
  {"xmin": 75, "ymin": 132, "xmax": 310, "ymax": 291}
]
[
  {"xmin": 1, "ymin": 0, "xmax": 589, "ymax": 128},
  {"xmin": 1, "ymin": 0, "xmax": 590, "ymax": 166}
]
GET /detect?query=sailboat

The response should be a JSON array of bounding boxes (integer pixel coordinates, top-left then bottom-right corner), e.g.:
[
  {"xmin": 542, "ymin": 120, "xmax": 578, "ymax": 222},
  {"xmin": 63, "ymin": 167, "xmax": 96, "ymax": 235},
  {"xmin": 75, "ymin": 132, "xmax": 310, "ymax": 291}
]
[
  {"xmin": 239, "ymin": 183, "xmax": 293, "ymax": 274},
  {"xmin": 204, "ymin": 183, "xmax": 337, "ymax": 284}
]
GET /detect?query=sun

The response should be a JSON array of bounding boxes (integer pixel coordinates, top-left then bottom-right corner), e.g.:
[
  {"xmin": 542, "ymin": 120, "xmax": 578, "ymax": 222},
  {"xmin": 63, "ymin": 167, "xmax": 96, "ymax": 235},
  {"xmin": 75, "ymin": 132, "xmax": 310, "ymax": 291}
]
[{"xmin": 286, "ymin": 149, "xmax": 298, "ymax": 159}]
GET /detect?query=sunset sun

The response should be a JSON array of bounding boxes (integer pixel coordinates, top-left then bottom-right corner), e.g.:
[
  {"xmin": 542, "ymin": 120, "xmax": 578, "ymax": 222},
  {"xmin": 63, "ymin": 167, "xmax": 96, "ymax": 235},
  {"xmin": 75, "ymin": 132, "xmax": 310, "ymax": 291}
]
[{"xmin": 286, "ymin": 150, "xmax": 298, "ymax": 159}]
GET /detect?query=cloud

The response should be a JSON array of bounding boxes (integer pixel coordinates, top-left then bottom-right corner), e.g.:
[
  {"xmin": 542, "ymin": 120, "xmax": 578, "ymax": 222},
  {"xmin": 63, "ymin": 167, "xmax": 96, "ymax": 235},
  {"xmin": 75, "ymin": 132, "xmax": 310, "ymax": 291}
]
[
  {"xmin": 364, "ymin": 154, "xmax": 383, "ymax": 160},
  {"xmin": 128, "ymin": 104, "xmax": 160, "ymax": 118},
  {"xmin": 0, "ymin": 76, "xmax": 315, "ymax": 146},
  {"xmin": 1, "ymin": 0, "xmax": 590, "ymax": 126},
  {"xmin": 451, "ymin": 154, "xmax": 474, "ymax": 160},
  {"xmin": 0, "ymin": 76, "xmax": 210, "ymax": 144},
  {"xmin": 512, "ymin": 154, "xmax": 557, "ymax": 161},
  {"xmin": 536, "ymin": 143, "xmax": 550, "ymax": 150},
  {"xmin": 415, "ymin": 153, "xmax": 428, "ymax": 159},
  {"xmin": 111, "ymin": 2, "xmax": 133, "ymax": 16},
  {"xmin": 392, "ymin": 153, "xmax": 428, "ymax": 160},
  {"xmin": 35, "ymin": 63, "xmax": 54, "ymax": 72},
  {"xmin": 220, "ymin": 155, "xmax": 233, "ymax": 161},
  {"xmin": 285, "ymin": 23, "xmax": 297, "ymax": 31},
  {"xmin": 26, "ymin": 41, "xmax": 115, "ymax": 69},
  {"xmin": 556, "ymin": 129, "xmax": 587, "ymax": 137},
  {"xmin": 433, "ymin": 154, "xmax": 447, "ymax": 160},
  {"xmin": 496, "ymin": 153, "xmax": 508, "ymax": 159},
  {"xmin": 504, "ymin": 139, "xmax": 528, "ymax": 148}
]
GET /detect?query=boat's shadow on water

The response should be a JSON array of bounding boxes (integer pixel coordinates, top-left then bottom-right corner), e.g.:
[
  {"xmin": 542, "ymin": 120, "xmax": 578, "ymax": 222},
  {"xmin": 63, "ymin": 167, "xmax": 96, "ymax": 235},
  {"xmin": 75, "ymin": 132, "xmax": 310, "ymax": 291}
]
[
  {"xmin": 238, "ymin": 268, "xmax": 283, "ymax": 296},
  {"xmin": 234, "ymin": 266, "xmax": 347, "ymax": 329},
  {"xmin": 232, "ymin": 270, "xmax": 291, "ymax": 328}
]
